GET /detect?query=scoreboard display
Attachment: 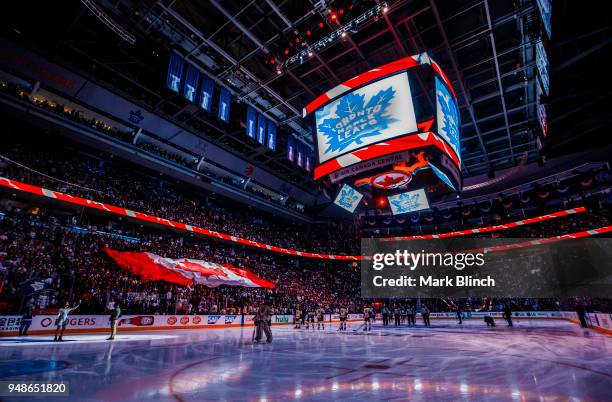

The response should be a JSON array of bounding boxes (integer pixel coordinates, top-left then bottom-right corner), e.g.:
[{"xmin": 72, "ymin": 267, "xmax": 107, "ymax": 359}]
[{"xmin": 304, "ymin": 53, "xmax": 462, "ymax": 215}]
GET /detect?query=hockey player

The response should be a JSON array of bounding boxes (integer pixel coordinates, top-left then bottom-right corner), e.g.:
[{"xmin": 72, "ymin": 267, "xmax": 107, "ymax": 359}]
[
  {"xmin": 306, "ymin": 307, "xmax": 316, "ymax": 330},
  {"xmin": 363, "ymin": 305, "xmax": 373, "ymax": 331},
  {"xmin": 484, "ymin": 315, "xmax": 495, "ymax": 327},
  {"xmin": 316, "ymin": 306, "xmax": 325, "ymax": 330},
  {"xmin": 406, "ymin": 306, "xmax": 415, "ymax": 327},
  {"xmin": 421, "ymin": 305, "xmax": 431, "ymax": 327},
  {"xmin": 253, "ymin": 300, "xmax": 273, "ymax": 343},
  {"xmin": 393, "ymin": 306, "xmax": 401, "ymax": 326},
  {"xmin": 338, "ymin": 306, "xmax": 348, "ymax": 331},
  {"xmin": 293, "ymin": 305, "xmax": 302, "ymax": 329}
]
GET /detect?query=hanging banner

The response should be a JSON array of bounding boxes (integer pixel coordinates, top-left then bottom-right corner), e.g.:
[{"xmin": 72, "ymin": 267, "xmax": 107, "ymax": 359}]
[
  {"xmin": 200, "ymin": 74, "xmax": 215, "ymax": 112},
  {"xmin": 257, "ymin": 113, "xmax": 266, "ymax": 145},
  {"xmin": 183, "ymin": 63, "xmax": 200, "ymax": 103},
  {"xmin": 166, "ymin": 53, "xmax": 184, "ymax": 93},
  {"xmin": 287, "ymin": 136, "xmax": 295, "ymax": 162},
  {"xmin": 305, "ymin": 150, "xmax": 312, "ymax": 172},
  {"xmin": 267, "ymin": 121, "xmax": 277, "ymax": 151},
  {"xmin": 217, "ymin": 87, "xmax": 231, "ymax": 122},
  {"xmin": 246, "ymin": 105, "xmax": 257, "ymax": 139},
  {"xmin": 297, "ymin": 143, "xmax": 304, "ymax": 167}
]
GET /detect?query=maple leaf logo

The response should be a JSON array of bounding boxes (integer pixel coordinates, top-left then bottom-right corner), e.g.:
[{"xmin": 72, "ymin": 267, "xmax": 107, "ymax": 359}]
[
  {"xmin": 337, "ymin": 186, "xmax": 360, "ymax": 210},
  {"xmin": 389, "ymin": 192, "xmax": 421, "ymax": 214},
  {"xmin": 436, "ymin": 77, "xmax": 461, "ymax": 158},
  {"xmin": 318, "ymin": 86, "xmax": 397, "ymax": 153}
]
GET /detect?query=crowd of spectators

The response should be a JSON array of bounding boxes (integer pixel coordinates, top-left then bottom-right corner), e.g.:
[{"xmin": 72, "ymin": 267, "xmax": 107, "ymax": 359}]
[
  {"xmin": 0, "ymin": 134, "xmax": 360, "ymax": 256},
  {"xmin": 1, "ymin": 204, "xmax": 610, "ymax": 316}
]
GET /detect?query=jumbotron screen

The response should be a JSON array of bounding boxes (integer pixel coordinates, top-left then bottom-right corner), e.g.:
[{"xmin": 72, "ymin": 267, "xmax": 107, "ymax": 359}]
[
  {"xmin": 305, "ymin": 53, "xmax": 462, "ymax": 195},
  {"xmin": 315, "ymin": 72, "xmax": 418, "ymax": 164}
]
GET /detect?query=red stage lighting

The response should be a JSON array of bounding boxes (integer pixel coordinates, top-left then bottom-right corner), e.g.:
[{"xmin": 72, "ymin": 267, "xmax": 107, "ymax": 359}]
[
  {"xmin": 319, "ymin": 22, "xmax": 324, "ymax": 28},
  {"xmin": 377, "ymin": 197, "xmax": 387, "ymax": 207},
  {"xmin": 306, "ymin": 30, "xmax": 311, "ymax": 36},
  {"xmin": 330, "ymin": 12, "xmax": 337, "ymax": 21},
  {"xmin": 284, "ymin": 49, "xmax": 289, "ymax": 55}
]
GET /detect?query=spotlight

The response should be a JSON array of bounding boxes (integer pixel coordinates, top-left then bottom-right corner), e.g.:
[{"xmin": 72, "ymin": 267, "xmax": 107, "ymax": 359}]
[
  {"xmin": 275, "ymin": 65, "xmax": 282, "ymax": 75},
  {"xmin": 330, "ymin": 12, "xmax": 337, "ymax": 21},
  {"xmin": 377, "ymin": 197, "xmax": 387, "ymax": 207},
  {"xmin": 284, "ymin": 49, "xmax": 289, "ymax": 55},
  {"xmin": 341, "ymin": 32, "xmax": 347, "ymax": 37},
  {"xmin": 307, "ymin": 50, "xmax": 313, "ymax": 57},
  {"xmin": 383, "ymin": 6, "xmax": 389, "ymax": 13},
  {"xmin": 319, "ymin": 22, "xmax": 324, "ymax": 28},
  {"xmin": 306, "ymin": 30, "xmax": 311, "ymax": 36}
]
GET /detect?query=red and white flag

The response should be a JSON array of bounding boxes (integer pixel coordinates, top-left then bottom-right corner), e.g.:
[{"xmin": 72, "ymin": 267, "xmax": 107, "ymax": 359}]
[{"xmin": 105, "ymin": 249, "xmax": 274, "ymax": 288}]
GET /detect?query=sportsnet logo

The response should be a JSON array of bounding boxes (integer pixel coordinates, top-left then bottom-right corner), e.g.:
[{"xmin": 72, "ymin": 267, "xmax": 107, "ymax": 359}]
[
  {"xmin": 207, "ymin": 315, "xmax": 221, "ymax": 325},
  {"xmin": 224, "ymin": 315, "xmax": 237, "ymax": 324}
]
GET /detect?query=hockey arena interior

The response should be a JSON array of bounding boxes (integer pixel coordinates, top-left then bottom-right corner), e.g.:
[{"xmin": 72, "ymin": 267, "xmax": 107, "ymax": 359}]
[{"xmin": 0, "ymin": 1, "xmax": 610, "ymax": 401}]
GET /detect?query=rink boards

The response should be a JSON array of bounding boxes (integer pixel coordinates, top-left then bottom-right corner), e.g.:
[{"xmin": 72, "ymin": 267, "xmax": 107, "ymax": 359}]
[{"xmin": 1, "ymin": 311, "xmax": 610, "ymax": 336}]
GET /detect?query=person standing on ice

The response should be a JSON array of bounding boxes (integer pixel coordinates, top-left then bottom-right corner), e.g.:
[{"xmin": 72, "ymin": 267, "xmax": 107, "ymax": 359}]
[
  {"xmin": 107, "ymin": 302, "xmax": 122, "ymax": 340},
  {"xmin": 339, "ymin": 306, "xmax": 348, "ymax": 331},
  {"xmin": 407, "ymin": 306, "xmax": 415, "ymax": 327},
  {"xmin": 363, "ymin": 305, "xmax": 373, "ymax": 331},
  {"xmin": 503, "ymin": 304, "xmax": 513, "ymax": 327},
  {"xmin": 293, "ymin": 305, "xmax": 302, "ymax": 329},
  {"xmin": 456, "ymin": 305, "xmax": 463, "ymax": 325},
  {"xmin": 254, "ymin": 300, "xmax": 273, "ymax": 343},
  {"xmin": 421, "ymin": 305, "xmax": 431, "ymax": 327},
  {"xmin": 54, "ymin": 299, "xmax": 81, "ymax": 341},
  {"xmin": 316, "ymin": 305, "xmax": 325, "ymax": 330},
  {"xmin": 393, "ymin": 306, "xmax": 401, "ymax": 327},
  {"xmin": 381, "ymin": 305, "xmax": 390, "ymax": 326},
  {"xmin": 576, "ymin": 303, "xmax": 588, "ymax": 328}
]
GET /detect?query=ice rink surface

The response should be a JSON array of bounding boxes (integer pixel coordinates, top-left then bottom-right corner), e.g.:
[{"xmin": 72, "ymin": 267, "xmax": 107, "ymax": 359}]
[{"xmin": 0, "ymin": 319, "xmax": 610, "ymax": 401}]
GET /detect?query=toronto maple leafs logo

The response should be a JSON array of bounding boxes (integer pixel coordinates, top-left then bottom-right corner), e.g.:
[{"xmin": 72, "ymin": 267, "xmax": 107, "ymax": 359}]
[
  {"xmin": 318, "ymin": 87, "xmax": 397, "ymax": 153},
  {"xmin": 389, "ymin": 192, "xmax": 421, "ymax": 214},
  {"xmin": 436, "ymin": 77, "xmax": 460, "ymax": 159},
  {"xmin": 334, "ymin": 185, "xmax": 363, "ymax": 212}
]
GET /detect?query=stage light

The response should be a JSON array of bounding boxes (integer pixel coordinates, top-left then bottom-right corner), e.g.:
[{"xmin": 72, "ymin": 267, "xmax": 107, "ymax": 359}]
[
  {"xmin": 341, "ymin": 32, "xmax": 347, "ymax": 37},
  {"xmin": 330, "ymin": 12, "xmax": 337, "ymax": 21},
  {"xmin": 377, "ymin": 197, "xmax": 387, "ymax": 207},
  {"xmin": 319, "ymin": 22, "xmax": 324, "ymax": 28},
  {"xmin": 306, "ymin": 30, "xmax": 311, "ymax": 36},
  {"xmin": 339, "ymin": 8, "xmax": 344, "ymax": 15},
  {"xmin": 276, "ymin": 65, "xmax": 282, "ymax": 75},
  {"xmin": 383, "ymin": 6, "xmax": 389, "ymax": 13},
  {"xmin": 308, "ymin": 50, "xmax": 313, "ymax": 57},
  {"xmin": 284, "ymin": 49, "xmax": 289, "ymax": 55}
]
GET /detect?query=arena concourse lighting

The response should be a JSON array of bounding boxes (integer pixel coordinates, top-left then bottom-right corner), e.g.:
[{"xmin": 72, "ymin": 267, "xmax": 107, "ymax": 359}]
[{"xmin": 0, "ymin": 1, "xmax": 610, "ymax": 401}]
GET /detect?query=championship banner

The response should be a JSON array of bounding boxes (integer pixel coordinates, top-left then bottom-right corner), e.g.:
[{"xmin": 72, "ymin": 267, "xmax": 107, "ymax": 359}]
[
  {"xmin": 287, "ymin": 135, "xmax": 295, "ymax": 162},
  {"xmin": 183, "ymin": 63, "xmax": 200, "ymax": 103},
  {"xmin": 267, "ymin": 120, "xmax": 276, "ymax": 150},
  {"xmin": 217, "ymin": 87, "xmax": 231, "ymax": 122},
  {"xmin": 200, "ymin": 74, "xmax": 215, "ymax": 112},
  {"xmin": 256, "ymin": 113, "xmax": 266, "ymax": 145},
  {"xmin": 246, "ymin": 105, "xmax": 257, "ymax": 139},
  {"xmin": 166, "ymin": 53, "xmax": 184, "ymax": 93}
]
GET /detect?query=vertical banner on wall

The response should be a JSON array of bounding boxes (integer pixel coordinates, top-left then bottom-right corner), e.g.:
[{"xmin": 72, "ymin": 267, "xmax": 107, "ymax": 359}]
[
  {"xmin": 217, "ymin": 87, "xmax": 231, "ymax": 122},
  {"xmin": 166, "ymin": 53, "xmax": 184, "ymax": 93},
  {"xmin": 297, "ymin": 143, "xmax": 304, "ymax": 167},
  {"xmin": 287, "ymin": 135, "xmax": 295, "ymax": 162},
  {"xmin": 305, "ymin": 150, "xmax": 312, "ymax": 172},
  {"xmin": 200, "ymin": 74, "xmax": 215, "ymax": 112},
  {"xmin": 183, "ymin": 63, "xmax": 200, "ymax": 103},
  {"xmin": 257, "ymin": 113, "xmax": 266, "ymax": 145},
  {"xmin": 246, "ymin": 105, "xmax": 257, "ymax": 139},
  {"xmin": 267, "ymin": 121, "xmax": 276, "ymax": 151}
]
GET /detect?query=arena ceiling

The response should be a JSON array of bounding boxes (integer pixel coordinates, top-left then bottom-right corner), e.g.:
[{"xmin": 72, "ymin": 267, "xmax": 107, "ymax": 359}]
[{"xmin": 2, "ymin": 0, "xmax": 546, "ymax": 190}]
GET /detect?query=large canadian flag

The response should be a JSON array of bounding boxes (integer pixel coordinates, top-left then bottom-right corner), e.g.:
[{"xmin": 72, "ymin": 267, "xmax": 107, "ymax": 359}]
[{"xmin": 105, "ymin": 249, "xmax": 274, "ymax": 288}]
